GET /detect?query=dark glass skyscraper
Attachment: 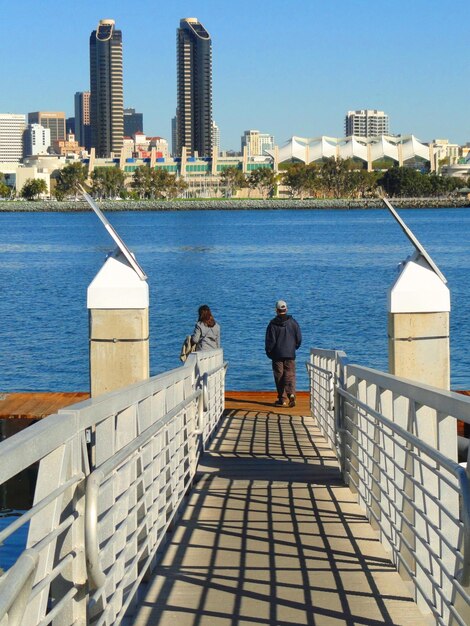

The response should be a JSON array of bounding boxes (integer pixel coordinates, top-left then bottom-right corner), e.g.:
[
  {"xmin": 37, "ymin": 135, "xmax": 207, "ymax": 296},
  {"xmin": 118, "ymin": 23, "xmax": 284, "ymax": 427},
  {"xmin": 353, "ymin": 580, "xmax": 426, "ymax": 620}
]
[
  {"xmin": 123, "ymin": 108, "xmax": 144, "ymax": 137},
  {"xmin": 89, "ymin": 19, "xmax": 124, "ymax": 157},
  {"xmin": 176, "ymin": 18, "xmax": 213, "ymax": 157}
]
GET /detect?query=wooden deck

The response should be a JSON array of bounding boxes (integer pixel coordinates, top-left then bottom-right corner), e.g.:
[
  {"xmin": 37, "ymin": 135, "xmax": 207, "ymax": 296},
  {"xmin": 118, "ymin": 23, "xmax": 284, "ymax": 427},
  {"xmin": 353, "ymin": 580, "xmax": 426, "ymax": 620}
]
[
  {"xmin": 0, "ymin": 392, "xmax": 89, "ymax": 419},
  {"xmin": 131, "ymin": 395, "xmax": 427, "ymax": 626}
]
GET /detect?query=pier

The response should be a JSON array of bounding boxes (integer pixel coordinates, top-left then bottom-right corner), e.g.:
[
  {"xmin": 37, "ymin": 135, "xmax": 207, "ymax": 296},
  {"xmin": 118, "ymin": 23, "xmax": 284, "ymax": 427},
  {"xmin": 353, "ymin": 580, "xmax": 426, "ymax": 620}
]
[
  {"xmin": 1, "ymin": 196, "xmax": 470, "ymax": 625},
  {"xmin": 0, "ymin": 351, "xmax": 469, "ymax": 625}
]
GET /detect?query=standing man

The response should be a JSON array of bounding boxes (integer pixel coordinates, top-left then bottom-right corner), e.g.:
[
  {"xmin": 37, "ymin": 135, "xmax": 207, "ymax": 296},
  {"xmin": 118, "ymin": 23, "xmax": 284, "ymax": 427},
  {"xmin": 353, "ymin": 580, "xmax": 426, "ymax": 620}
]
[{"xmin": 265, "ymin": 300, "xmax": 302, "ymax": 407}]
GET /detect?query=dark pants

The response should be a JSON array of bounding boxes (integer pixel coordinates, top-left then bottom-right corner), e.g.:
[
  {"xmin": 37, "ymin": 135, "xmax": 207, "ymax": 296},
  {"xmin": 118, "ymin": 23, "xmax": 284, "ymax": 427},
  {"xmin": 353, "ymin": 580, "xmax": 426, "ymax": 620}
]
[{"xmin": 272, "ymin": 359, "xmax": 296, "ymax": 400}]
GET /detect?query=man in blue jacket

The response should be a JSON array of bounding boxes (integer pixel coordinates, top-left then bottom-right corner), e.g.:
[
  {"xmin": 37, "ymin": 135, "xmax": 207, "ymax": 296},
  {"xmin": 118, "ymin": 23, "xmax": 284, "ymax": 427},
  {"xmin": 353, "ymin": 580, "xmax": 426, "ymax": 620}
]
[{"xmin": 265, "ymin": 300, "xmax": 302, "ymax": 407}]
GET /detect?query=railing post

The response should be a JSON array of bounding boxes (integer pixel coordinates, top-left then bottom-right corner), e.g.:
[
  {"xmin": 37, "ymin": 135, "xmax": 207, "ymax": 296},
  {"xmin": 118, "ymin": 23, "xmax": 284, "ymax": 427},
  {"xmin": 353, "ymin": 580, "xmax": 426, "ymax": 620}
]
[{"xmin": 87, "ymin": 250, "xmax": 149, "ymax": 397}]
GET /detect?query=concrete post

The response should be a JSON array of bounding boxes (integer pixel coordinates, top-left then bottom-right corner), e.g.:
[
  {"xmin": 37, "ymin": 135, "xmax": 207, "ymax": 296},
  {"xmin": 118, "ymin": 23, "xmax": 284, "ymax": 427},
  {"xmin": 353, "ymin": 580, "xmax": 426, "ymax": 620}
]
[
  {"xmin": 273, "ymin": 145, "xmax": 279, "ymax": 174},
  {"xmin": 87, "ymin": 250, "xmax": 149, "ymax": 397},
  {"xmin": 88, "ymin": 147, "xmax": 96, "ymax": 178},
  {"xmin": 388, "ymin": 248, "xmax": 457, "ymax": 617},
  {"xmin": 211, "ymin": 146, "xmax": 218, "ymax": 176},
  {"xmin": 388, "ymin": 251, "xmax": 450, "ymax": 390},
  {"xmin": 367, "ymin": 143, "xmax": 372, "ymax": 172},
  {"xmin": 180, "ymin": 146, "xmax": 187, "ymax": 178},
  {"xmin": 397, "ymin": 142, "xmax": 403, "ymax": 167},
  {"xmin": 242, "ymin": 146, "xmax": 248, "ymax": 174}
]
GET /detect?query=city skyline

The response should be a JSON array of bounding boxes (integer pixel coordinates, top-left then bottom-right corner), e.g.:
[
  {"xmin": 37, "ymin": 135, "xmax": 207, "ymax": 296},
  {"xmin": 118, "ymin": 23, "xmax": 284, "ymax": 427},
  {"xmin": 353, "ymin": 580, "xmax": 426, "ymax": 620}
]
[{"xmin": 1, "ymin": 0, "xmax": 469, "ymax": 151}]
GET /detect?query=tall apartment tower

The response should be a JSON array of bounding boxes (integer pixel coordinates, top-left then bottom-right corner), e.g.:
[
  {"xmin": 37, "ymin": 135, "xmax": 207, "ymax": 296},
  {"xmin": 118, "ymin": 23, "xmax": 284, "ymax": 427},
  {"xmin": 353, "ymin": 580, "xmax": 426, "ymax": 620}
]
[
  {"xmin": 75, "ymin": 91, "xmax": 92, "ymax": 151},
  {"xmin": 345, "ymin": 110, "xmax": 389, "ymax": 138},
  {"xmin": 89, "ymin": 19, "xmax": 124, "ymax": 157},
  {"xmin": 28, "ymin": 112, "xmax": 66, "ymax": 143},
  {"xmin": 176, "ymin": 17, "xmax": 213, "ymax": 157},
  {"xmin": 0, "ymin": 114, "xmax": 26, "ymax": 162}
]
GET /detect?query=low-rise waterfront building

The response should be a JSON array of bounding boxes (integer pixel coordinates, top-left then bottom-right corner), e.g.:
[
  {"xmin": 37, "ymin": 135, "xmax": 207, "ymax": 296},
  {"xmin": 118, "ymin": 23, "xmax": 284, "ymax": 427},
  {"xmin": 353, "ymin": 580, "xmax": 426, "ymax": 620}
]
[
  {"xmin": 15, "ymin": 166, "xmax": 51, "ymax": 197},
  {"xmin": 122, "ymin": 133, "xmax": 169, "ymax": 160},
  {"xmin": 432, "ymin": 138, "xmax": 461, "ymax": 168},
  {"xmin": 52, "ymin": 132, "xmax": 85, "ymax": 157},
  {"xmin": 0, "ymin": 114, "xmax": 26, "ymax": 162},
  {"xmin": 269, "ymin": 134, "xmax": 435, "ymax": 171}
]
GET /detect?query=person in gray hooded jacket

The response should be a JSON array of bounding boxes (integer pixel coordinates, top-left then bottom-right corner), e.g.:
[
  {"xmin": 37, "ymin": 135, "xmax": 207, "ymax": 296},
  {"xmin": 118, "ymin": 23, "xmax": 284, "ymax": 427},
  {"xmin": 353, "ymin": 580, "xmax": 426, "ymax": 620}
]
[{"xmin": 191, "ymin": 305, "xmax": 221, "ymax": 351}]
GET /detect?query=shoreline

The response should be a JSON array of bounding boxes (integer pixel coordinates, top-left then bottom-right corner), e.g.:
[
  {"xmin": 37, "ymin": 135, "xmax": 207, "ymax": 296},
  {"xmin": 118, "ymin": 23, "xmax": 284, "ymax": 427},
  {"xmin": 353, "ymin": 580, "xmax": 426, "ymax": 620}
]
[{"xmin": 0, "ymin": 197, "xmax": 469, "ymax": 212}]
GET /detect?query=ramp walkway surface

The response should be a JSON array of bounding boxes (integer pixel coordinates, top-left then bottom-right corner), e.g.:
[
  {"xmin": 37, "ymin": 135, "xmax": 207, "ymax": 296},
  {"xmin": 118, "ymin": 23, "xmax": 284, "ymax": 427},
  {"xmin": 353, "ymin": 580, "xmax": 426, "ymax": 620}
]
[{"xmin": 131, "ymin": 392, "xmax": 427, "ymax": 626}]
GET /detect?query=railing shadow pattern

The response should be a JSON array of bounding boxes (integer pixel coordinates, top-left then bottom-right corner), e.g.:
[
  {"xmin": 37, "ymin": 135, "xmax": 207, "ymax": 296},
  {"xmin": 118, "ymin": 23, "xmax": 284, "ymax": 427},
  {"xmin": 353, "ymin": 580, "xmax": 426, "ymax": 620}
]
[
  {"xmin": 131, "ymin": 403, "xmax": 426, "ymax": 626},
  {"xmin": 308, "ymin": 348, "xmax": 470, "ymax": 626}
]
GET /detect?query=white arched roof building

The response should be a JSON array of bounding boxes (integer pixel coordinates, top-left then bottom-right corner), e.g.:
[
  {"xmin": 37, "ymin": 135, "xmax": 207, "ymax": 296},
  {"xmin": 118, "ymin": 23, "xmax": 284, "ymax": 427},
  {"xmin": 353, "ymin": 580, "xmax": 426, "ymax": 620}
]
[{"xmin": 267, "ymin": 135, "xmax": 433, "ymax": 169}]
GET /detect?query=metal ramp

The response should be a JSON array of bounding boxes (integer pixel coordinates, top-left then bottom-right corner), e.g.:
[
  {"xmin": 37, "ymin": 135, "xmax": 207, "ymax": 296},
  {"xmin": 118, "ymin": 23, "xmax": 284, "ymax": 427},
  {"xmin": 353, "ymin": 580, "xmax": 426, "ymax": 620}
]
[{"xmin": 131, "ymin": 393, "xmax": 427, "ymax": 626}]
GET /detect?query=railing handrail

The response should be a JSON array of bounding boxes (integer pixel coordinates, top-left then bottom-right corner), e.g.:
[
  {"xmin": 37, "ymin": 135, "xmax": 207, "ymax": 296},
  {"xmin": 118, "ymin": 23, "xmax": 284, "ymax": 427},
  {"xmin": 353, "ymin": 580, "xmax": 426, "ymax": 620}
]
[
  {"xmin": 347, "ymin": 363, "xmax": 470, "ymax": 423},
  {"xmin": 0, "ymin": 353, "xmax": 224, "ymax": 485},
  {"xmin": 0, "ymin": 348, "xmax": 226, "ymax": 626},
  {"xmin": 308, "ymin": 346, "xmax": 470, "ymax": 624},
  {"xmin": 85, "ymin": 389, "xmax": 202, "ymax": 589}
]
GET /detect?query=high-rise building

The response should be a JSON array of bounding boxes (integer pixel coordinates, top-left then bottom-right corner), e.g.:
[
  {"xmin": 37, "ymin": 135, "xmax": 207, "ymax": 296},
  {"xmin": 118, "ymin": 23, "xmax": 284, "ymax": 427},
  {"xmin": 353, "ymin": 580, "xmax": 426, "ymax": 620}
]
[
  {"xmin": 74, "ymin": 91, "xmax": 92, "ymax": 151},
  {"xmin": 89, "ymin": 19, "xmax": 124, "ymax": 157},
  {"xmin": 124, "ymin": 108, "xmax": 143, "ymax": 136},
  {"xmin": 176, "ymin": 17, "xmax": 212, "ymax": 157},
  {"xmin": 345, "ymin": 110, "xmax": 389, "ymax": 138},
  {"xmin": 212, "ymin": 120, "xmax": 220, "ymax": 156},
  {"xmin": 66, "ymin": 117, "xmax": 75, "ymax": 135},
  {"xmin": 24, "ymin": 124, "xmax": 51, "ymax": 156},
  {"xmin": 0, "ymin": 114, "xmax": 26, "ymax": 162},
  {"xmin": 241, "ymin": 130, "xmax": 275, "ymax": 156},
  {"xmin": 28, "ymin": 112, "xmax": 66, "ymax": 143}
]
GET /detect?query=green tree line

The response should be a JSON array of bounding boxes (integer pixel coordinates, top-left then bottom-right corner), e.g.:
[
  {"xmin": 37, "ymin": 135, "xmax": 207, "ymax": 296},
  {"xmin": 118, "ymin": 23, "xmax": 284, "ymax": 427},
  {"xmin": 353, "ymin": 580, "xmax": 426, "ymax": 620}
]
[
  {"xmin": 9, "ymin": 159, "xmax": 469, "ymax": 201},
  {"xmin": 280, "ymin": 159, "xmax": 466, "ymax": 199}
]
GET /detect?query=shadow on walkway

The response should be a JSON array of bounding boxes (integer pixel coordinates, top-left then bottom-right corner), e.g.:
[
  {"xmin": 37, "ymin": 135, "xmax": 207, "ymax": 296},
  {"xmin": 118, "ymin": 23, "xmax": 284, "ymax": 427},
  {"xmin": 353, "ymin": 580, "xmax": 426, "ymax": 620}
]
[{"xmin": 131, "ymin": 407, "xmax": 426, "ymax": 626}]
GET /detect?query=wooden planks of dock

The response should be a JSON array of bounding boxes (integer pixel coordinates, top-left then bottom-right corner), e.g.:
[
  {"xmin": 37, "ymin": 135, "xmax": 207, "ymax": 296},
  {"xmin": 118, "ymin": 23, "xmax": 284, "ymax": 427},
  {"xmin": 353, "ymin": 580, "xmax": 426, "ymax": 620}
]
[{"xmin": 0, "ymin": 392, "xmax": 90, "ymax": 420}]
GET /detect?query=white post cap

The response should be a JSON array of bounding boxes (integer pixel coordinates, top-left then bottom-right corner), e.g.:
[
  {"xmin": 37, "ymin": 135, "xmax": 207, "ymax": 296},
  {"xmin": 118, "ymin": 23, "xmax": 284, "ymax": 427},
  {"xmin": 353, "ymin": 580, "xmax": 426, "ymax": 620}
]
[
  {"xmin": 388, "ymin": 251, "xmax": 450, "ymax": 314},
  {"xmin": 87, "ymin": 249, "xmax": 149, "ymax": 310}
]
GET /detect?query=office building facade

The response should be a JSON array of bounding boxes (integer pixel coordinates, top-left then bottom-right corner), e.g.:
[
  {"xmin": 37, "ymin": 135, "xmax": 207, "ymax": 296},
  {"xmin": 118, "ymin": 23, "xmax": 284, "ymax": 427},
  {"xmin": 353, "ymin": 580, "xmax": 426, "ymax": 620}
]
[
  {"xmin": 74, "ymin": 91, "xmax": 92, "ymax": 151},
  {"xmin": 0, "ymin": 114, "xmax": 26, "ymax": 162},
  {"xmin": 90, "ymin": 19, "xmax": 124, "ymax": 157},
  {"xmin": 345, "ymin": 110, "xmax": 390, "ymax": 138},
  {"xmin": 28, "ymin": 112, "xmax": 66, "ymax": 143},
  {"xmin": 241, "ymin": 130, "xmax": 275, "ymax": 156},
  {"xmin": 176, "ymin": 17, "xmax": 213, "ymax": 157},
  {"xmin": 124, "ymin": 108, "xmax": 143, "ymax": 137}
]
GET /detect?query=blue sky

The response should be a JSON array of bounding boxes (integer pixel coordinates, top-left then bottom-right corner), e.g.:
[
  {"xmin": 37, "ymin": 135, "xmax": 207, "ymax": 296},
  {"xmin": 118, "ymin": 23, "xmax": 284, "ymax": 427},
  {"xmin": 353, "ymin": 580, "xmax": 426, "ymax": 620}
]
[{"xmin": 2, "ymin": 0, "xmax": 469, "ymax": 150}]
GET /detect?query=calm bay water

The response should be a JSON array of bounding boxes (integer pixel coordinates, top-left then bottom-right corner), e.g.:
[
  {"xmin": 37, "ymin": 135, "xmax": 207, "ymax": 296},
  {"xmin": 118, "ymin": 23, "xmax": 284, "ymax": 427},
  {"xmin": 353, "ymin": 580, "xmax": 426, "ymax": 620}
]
[{"xmin": 0, "ymin": 208, "xmax": 469, "ymax": 392}]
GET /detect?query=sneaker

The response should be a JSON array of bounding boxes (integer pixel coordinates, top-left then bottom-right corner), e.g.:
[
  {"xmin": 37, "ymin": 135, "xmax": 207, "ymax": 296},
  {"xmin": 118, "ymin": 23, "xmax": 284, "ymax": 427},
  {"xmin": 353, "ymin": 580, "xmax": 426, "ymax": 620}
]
[
  {"xmin": 274, "ymin": 399, "xmax": 287, "ymax": 407},
  {"xmin": 288, "ymin": 394, "xmax": 296, "ymax": 407}
]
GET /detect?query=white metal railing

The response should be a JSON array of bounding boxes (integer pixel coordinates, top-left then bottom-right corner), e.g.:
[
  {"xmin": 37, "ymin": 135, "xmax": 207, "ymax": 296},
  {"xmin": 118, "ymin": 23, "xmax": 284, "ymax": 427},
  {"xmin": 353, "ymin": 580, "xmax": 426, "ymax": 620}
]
[
  {"xmin": 309, "ymin": 347, "xmax": 470, "ymax": 626},
  {"xmin": 0, "ymin": 350, "xmax": 226, "ymax": 626}
]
